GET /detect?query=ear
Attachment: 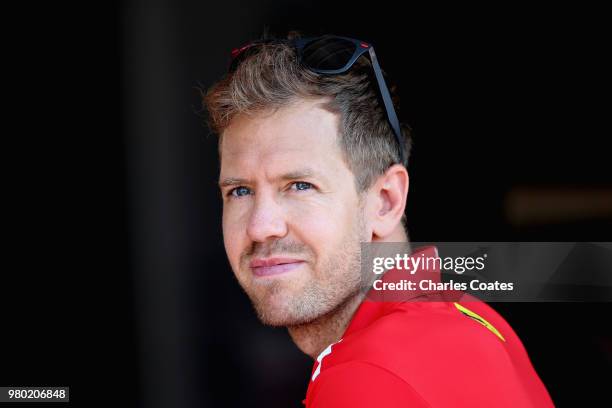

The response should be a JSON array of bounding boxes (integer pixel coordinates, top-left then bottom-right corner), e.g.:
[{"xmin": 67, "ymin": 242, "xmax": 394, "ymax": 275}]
[{"xmin": 365, "ymin": 164, "xmax": 409, "ymax": 239}]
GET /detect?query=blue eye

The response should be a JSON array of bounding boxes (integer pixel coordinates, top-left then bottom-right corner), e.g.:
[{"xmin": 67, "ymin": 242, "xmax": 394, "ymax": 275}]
[
  {"xmin": 230, "ymin": 186, "xmax": 251, "ymax": 197},
  {"xmin": 292, "ymin": 182, "xmax": 313, "ymax": 191}
]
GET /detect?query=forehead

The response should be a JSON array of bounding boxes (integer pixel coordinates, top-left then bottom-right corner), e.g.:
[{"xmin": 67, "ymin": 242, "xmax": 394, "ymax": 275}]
[{"xmin": 219, "ymin": 99, "xmax": 347, "ymax": 177}]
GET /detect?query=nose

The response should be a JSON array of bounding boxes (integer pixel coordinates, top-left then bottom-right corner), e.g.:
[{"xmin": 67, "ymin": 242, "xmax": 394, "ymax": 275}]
[{"xmin": 246, "ymin": 190, "xmax": 288, "ymax": 243}]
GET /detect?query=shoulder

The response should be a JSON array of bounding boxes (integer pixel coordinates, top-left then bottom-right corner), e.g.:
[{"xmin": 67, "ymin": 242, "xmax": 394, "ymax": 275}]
[
  {"xmin": 311, "ymin": 300, "xmax": 550, "ymax": 407},
  {"xmin": 342, "ymin": 301, "xmax": 510, "ymax": 365}
]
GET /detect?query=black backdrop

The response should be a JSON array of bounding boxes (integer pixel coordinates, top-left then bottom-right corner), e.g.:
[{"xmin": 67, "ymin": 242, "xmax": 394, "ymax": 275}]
[{"xmin": 2, "ymin": 1, "xmax": 610, "ymax": 407}]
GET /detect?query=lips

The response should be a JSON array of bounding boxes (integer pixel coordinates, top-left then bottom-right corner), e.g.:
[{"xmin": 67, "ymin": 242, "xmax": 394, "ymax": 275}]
[{"xmin": 249, "ymin": 257, "xmax": 305, "ymax": 277}]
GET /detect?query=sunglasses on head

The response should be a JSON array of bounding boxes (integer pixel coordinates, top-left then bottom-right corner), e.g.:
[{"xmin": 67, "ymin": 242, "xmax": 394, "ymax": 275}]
[{"xmin": 228, "ymin": 35, "xmax": 406, "ymax": 164}]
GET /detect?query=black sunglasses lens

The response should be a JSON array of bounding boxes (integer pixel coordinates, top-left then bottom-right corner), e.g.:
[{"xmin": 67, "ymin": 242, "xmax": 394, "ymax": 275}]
[{"xmin": 301, "ymin": 37, "xmax": 357, "ymax": 71}]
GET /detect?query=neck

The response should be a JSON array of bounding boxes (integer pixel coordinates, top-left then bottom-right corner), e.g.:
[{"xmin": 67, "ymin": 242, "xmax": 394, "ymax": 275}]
[
  {"xmin": 288, "ymin": 226, "xmax": 409, "ymax": 359},
  {"xmin": 287, "ymin": 291, "xmax": 365, "ymax": 359}
]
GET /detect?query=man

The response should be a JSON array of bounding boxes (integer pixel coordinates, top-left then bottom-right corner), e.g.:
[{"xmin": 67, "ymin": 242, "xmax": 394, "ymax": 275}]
[{"xmin": 203, "ymin": 32, "xmax": 554, "ymax": 407}]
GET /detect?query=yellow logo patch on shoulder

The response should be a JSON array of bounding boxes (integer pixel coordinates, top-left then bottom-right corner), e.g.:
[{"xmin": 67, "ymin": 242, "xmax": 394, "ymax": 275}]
[{"xmin": 453, "ymin": 302, "xmax": 505, "ymax": 342}]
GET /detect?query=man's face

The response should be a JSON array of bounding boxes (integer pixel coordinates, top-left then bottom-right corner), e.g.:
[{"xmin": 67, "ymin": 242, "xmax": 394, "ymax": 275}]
[{"xmin": 219, "ymin": 98, "xmax": 369, "ymax": 326}]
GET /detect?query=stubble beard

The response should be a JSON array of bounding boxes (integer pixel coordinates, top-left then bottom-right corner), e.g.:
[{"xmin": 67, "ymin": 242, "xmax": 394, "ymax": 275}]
[{"xmin": 242, "ymin": 209, "xmax": 368, "ymax": 327}]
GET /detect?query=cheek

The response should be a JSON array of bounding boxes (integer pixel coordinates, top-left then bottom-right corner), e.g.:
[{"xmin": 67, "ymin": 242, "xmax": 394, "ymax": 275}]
[{"xmin": 286, "ymin": 196, "xmax": 356, "ymax": 252}]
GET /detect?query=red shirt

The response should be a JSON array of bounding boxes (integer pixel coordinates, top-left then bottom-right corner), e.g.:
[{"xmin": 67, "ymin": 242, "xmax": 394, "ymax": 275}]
[{"xmin": 303, "ymin": 246, "xmax": 554, "ymax": 407}]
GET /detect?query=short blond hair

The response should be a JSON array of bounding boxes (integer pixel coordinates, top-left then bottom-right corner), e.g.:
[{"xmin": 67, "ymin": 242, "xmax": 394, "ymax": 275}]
[{"xmin": 203, "ymin": 33, "xmax": 412, "ymax": 196}]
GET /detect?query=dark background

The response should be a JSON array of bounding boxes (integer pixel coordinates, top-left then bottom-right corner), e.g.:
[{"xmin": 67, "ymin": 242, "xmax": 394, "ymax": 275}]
[{"xmin": 2, "ymin": 1, "xmax": 610, "ymax": 407}]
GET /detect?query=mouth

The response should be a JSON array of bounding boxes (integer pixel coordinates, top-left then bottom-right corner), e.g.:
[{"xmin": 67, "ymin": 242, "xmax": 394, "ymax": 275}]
[{"xmin": 249, "ymin": 257, "xmax": 306, "ymax": 277}]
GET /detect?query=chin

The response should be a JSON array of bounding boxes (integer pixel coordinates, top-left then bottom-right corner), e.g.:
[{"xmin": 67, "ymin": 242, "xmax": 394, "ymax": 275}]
[
  {"xmin": 255, "ymin": 306, "xmax": 298, "ymax": 327},
  {"xmin": 253, "ymin": 293, "xmax": 318, "ymax": 327}
]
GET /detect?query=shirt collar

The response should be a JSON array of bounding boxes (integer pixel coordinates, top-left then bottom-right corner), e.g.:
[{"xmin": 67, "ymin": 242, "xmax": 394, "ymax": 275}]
[{"xmin": 343, "ymin": 245, "xmax": 454, "ymax": 338}]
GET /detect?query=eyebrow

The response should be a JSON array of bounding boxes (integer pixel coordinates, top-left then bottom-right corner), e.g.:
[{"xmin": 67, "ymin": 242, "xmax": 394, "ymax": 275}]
[{"xmin": 218, "ymin": 168, "xmax": 322, "ymax": 189}]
